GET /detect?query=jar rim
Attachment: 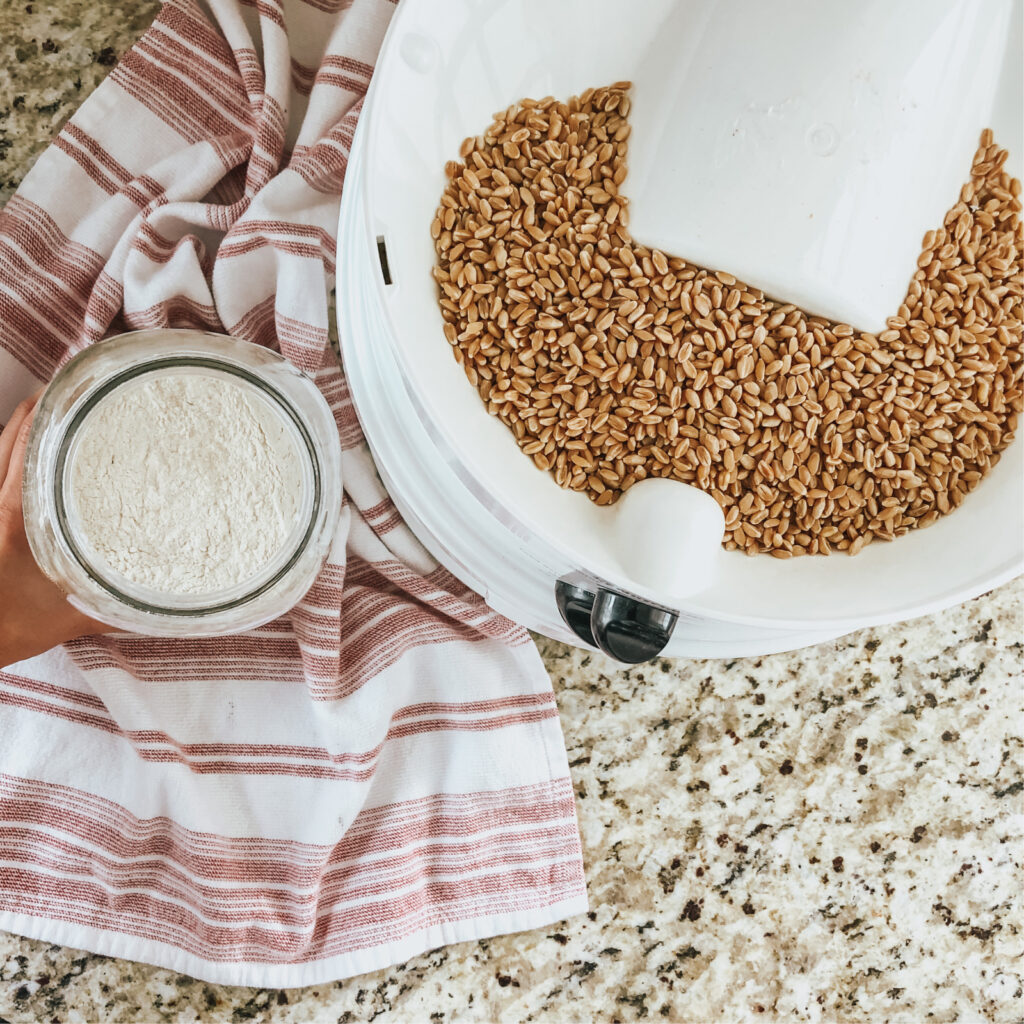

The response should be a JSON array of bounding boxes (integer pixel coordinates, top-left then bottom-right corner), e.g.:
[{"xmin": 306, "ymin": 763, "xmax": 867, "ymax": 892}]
[
  {"xmin": 53, "ymin": 354, "xmax": 323, "ymax": 617},
  {"xmin": 23, "ymin": 328, "xmax": 343, "ymax": 637}
]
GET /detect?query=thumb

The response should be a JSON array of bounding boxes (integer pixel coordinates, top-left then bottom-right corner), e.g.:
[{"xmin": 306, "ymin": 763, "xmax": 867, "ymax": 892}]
[{"xmin": 0, "ymin": 409, "xmax": 36, "ymax": 524}]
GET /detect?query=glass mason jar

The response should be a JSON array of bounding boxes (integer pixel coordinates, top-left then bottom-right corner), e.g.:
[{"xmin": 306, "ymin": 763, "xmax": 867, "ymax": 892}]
[{"xmin": 22, "ymin": 329, "xmax": 342, "ymax": 637}]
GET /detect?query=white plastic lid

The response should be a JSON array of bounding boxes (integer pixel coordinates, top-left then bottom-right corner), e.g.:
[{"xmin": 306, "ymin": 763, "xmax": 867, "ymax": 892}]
[{"xmin": 356, "ymin": 0, "xmax": 1023, "ymax": 625}]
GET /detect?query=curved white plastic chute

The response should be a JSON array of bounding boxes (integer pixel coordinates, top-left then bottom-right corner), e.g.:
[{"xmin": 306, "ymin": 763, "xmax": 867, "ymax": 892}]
[{"xmin": 608, "ymin": 479, "xmax": 725, "ymax": 598}]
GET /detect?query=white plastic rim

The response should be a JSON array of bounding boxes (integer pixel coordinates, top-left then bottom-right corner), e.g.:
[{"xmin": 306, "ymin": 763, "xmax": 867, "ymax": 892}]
[
  {"xmin": 339, "ymin": 135, "xmax": 847, "ymax": 656},
  {"xmin": 347, "ymin": 0, "xmax": 1024, "ymax": 634}
]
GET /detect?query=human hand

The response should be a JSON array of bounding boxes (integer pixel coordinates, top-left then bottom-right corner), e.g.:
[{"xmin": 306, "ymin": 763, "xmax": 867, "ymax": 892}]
[{"xmin": 0, "ymin": 395, "xmax": 104, "ymax": 668}]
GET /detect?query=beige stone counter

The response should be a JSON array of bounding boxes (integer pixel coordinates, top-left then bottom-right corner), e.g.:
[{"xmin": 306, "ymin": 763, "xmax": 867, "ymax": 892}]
[{"xmin": 1, "ymin": 6, "xmax": 1021, "ymax": 1021}]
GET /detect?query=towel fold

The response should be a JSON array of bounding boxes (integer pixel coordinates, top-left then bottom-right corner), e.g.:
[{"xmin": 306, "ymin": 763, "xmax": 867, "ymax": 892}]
[{"xmin": 0, "ymin": 0, "xmax": 586, "ymax": 986}]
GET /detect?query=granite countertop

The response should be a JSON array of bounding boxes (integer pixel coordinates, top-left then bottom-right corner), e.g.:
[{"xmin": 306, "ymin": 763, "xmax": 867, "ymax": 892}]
[{"xmin": 1, "ymin": 6, "xmax": 1022, "ymax": 1023}]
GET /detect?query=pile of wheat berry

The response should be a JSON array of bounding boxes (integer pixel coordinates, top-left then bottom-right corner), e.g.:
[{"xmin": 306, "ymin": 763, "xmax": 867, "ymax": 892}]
[{"xmin": 432, "ymin": 84, "xmax": 1023, "ymax": 557}]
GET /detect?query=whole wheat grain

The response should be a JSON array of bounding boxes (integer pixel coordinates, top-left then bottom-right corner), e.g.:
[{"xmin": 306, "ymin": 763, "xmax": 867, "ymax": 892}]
[{"xmin": 432, "ymin": 85, "xmax": 1023, "ymax": 557}]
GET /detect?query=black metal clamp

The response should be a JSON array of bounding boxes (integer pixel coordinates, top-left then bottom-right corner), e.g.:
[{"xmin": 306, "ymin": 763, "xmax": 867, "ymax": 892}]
[{"xmin": 555, "ymin": 579, "xmax": 678, "ymax": 664}]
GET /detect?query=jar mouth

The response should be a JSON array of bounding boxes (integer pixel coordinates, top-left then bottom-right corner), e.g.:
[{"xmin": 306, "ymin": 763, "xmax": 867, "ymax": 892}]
[{"xmin": 52, "ymin": 355, "xmax": 323, "ymax": 617}]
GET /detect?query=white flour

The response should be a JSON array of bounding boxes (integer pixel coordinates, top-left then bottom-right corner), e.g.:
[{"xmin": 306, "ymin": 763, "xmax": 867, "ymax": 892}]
[{"xmin": 69, "ymin": 373, "xmax": 305, "ymax": 595}]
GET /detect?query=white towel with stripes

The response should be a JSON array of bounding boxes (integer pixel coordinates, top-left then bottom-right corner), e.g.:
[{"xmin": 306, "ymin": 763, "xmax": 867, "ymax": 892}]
[{"xmin": 0, "ymin": 0, "xmax": 586, "ymax": 986}]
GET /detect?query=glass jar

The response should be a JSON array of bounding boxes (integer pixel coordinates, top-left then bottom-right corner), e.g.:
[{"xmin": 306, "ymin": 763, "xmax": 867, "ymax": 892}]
[{"xmin": 22, "ymin": 329, "xmax": 342, "ymax": 637}]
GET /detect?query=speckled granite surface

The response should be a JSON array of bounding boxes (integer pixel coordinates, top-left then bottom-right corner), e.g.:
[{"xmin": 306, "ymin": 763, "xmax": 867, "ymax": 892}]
[
  {"xmin": 1, "ymin": 6, "xmax": 1023, "ymax": 1023},
  {"xmin": 0, "ymin": 1, "xmax": 160, "ymax": 206}
]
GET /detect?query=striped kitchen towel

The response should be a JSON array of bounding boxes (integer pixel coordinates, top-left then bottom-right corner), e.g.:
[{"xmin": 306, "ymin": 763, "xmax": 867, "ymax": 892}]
[{"xmin": 0, "ymin": 0, "xmax": 586, "ymax": 987}]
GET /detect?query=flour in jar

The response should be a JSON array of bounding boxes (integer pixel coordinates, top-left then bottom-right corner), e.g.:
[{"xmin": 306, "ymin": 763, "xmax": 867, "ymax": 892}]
[{"xmin": 68, "ymin": 373, "xmax": 306, "ymax": 595}]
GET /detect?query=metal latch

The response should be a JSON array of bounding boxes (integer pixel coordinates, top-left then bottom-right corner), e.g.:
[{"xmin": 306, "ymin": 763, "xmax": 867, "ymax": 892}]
[{"xmin": 555, "ymin": 579, "xmax": 678, "ymax": 664}]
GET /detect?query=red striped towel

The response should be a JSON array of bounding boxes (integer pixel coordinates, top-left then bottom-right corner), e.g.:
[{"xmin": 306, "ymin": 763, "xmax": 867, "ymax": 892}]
[{"xmin": 0, "ymin": 0, "xmax": 586, "ymax": 986}]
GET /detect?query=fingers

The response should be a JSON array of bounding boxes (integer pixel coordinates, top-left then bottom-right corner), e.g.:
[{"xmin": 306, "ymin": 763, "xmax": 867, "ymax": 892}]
[
  {"xmin": 0, "ymin": 402, "xmax": 37, "ymax": 521},
  {"xmin": 0, "ymin": 397, "xmax": 36, "ymax": 485}
]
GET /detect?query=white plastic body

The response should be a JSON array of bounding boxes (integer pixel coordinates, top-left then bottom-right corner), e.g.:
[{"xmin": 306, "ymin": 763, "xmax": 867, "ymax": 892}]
[
  {"xmin": 339, "ymin": 159, "xmax": 845, "ymax": 657},
  {"xmin": 338, "ymin": 0, "xmax": 1024, "ymax": 648}
]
